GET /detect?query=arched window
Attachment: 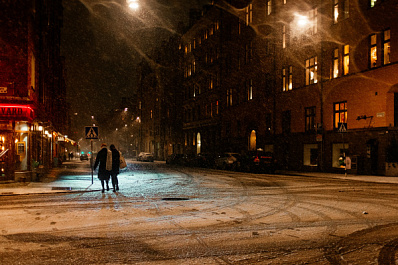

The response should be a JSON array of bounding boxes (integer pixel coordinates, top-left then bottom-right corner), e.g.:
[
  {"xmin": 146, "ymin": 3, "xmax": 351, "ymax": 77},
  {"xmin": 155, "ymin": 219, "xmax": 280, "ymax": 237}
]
[
  {"xmin": 197, "ymin": 133, "xmax": 201, "ymax": 154},
  {"xmin": 249, "ymin": 130, "xmax": 256, "ymax": 151}
]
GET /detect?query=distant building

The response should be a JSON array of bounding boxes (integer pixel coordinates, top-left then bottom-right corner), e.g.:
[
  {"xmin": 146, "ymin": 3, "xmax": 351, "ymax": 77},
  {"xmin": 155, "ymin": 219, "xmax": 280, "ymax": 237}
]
[
  {"xmin": 137, "ymin": 36, "xmax": 184, "ymax": 160},
  {"xmin": 0, "ymin": 1, "xmax": 69, "ymax": 181}
]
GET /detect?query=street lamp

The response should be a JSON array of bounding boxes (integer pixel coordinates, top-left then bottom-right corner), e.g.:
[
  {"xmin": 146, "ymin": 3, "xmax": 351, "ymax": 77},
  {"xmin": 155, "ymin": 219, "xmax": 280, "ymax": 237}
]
[{"xmin": 127, "ymin": 0, "xmax": 139, "ymax": 10}]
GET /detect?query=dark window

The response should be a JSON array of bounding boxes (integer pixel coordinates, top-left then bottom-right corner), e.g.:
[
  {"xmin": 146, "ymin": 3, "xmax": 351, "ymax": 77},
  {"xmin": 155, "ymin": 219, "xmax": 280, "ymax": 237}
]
[
  {"xmin": 282, "ymin": 110, "xmax": 291, "ymax": 134},
  {"xmin": 305, "ymin": 107, "xmax": 316, "ymax": 132}
]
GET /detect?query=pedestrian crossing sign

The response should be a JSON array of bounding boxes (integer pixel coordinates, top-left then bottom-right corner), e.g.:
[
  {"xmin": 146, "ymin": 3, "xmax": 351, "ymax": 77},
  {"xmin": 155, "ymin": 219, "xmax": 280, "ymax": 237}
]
[
  {"xmin": 338, "ymin": 122, "xmax": 347, "ymax": 133},
  {"xmin": 85, "ymin": 126, "xmax": 99, "ymax": 139}
]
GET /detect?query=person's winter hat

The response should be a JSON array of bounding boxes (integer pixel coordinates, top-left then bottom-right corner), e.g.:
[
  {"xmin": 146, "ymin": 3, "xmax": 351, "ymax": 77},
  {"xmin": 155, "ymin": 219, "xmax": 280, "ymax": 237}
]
[{"xmin": 101, "ymin": 143, "xmax": 107, "ymax": 148}]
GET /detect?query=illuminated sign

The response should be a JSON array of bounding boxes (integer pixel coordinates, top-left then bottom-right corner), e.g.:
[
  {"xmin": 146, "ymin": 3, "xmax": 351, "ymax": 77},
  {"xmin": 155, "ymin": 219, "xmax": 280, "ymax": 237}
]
[
  {"xmin": 0, "ymin": 104, "xmax": 35, "ymax": 121},
  {"xmin": 0, "ymin": 87, "xmax": 7, "ymax": 93}
]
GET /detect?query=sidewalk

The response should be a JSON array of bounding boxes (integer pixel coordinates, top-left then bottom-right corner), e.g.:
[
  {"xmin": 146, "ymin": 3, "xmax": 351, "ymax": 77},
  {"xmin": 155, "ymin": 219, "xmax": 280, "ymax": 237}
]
[
  {"xmin": 281, "ymin": 170, "xmax": 398, "ymax": 184},
  {"xmin": 1, "ymin": 165, "xmax": 398, "ymax": 196},
  {"xmin": 0, "ymin": 161, "xmax": 101, "ymax": 196}
]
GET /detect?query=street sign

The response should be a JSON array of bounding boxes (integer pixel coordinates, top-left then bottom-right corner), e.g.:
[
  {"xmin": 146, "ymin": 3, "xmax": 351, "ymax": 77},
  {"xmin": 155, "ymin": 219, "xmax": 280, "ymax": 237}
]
[
  {"xmin": 85, "ymin": 126, "xmax": 99, "ymax": 139},
  {"xmin": 338, "ymin": 122, "xmax": 347, "ymax": 133}
]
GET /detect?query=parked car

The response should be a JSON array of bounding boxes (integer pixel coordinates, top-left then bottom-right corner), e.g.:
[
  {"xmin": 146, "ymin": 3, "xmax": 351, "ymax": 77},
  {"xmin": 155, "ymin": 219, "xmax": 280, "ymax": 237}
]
[
  {"xmin": 166, "ymin": 154, "xmax": 184, "ymax": 165},
  {"xmin": 80, "ymin": 154, "xmax": 89, "ymax": 161},
  {"xmin": 195, "ymin": 153, "xmax": 216, "ymax": 168},
  {"xmin": 214, "ymin": 153, "xmax": 241, "ymax": 170},
  {"xmin": 180, "ymin": 154, "xmax": 197, "ymax": 167},
  {"xmin": 137, "ymin": 152, "xmax": 154, "ymax": 162},
  {"xmin": 241, "ymin": 149, "xmax": 277, "ymax": 173}
]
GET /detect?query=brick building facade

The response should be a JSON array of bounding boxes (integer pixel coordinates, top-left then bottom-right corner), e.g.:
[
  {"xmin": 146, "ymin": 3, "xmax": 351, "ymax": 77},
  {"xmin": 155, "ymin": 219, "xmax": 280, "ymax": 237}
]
[{"xmin": 0, "ymin": 1, "xmax": 70, "ymax": 181}]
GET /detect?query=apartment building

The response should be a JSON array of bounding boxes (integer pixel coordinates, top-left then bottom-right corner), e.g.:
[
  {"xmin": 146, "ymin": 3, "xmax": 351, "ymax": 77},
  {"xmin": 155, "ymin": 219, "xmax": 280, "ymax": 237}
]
[{"xmin": 177, "ymin": 0, "xmax": 398, "ymax": 175}]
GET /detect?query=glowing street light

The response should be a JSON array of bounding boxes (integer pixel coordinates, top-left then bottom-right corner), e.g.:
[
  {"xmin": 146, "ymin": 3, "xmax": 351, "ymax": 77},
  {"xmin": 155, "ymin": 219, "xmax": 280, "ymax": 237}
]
[
  {"xmin": 127, "ymin": 0, "xmax": 139, "ymax": 10},
  {"xmin": 295, "ymin": 14, "xmax": 309, "ymax": 28}
]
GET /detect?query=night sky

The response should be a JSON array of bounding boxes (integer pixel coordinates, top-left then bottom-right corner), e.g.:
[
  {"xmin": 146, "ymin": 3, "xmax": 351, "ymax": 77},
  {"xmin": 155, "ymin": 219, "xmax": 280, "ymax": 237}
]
[{"xmin": 61, "ymin": 0, "xmax": 209, "ymax": 139}]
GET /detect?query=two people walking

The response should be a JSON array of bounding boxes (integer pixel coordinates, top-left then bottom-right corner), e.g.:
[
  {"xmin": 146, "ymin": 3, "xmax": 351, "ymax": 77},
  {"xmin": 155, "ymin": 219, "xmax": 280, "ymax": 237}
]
[{"xmin": 93, "ymin": 143, "xmax": 121, "ymax": 193}]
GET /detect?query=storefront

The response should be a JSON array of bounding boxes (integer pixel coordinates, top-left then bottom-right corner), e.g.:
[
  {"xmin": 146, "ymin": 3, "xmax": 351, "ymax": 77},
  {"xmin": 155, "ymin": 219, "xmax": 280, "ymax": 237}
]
[{"xmin": 0, "ymin": 103, "xmax": 73, "ymax": 182}]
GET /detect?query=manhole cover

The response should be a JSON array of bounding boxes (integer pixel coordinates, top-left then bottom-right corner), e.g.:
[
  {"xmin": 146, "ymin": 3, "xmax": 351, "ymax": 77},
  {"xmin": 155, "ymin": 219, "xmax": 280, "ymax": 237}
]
[
  {"xmin": 51, "ymin": 187, "xmax": 72, "ymax": 190},
  {"xmin": 161, "ymin": 198, "xmax": 189, "ymax": 201}
]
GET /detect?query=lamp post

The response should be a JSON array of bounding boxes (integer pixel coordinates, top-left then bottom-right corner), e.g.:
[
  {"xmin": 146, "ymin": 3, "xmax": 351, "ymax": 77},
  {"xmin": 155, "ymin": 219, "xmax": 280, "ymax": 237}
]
[{"xmin": 292, "ymin": 10, "xmax": 324, "ymax": 171}]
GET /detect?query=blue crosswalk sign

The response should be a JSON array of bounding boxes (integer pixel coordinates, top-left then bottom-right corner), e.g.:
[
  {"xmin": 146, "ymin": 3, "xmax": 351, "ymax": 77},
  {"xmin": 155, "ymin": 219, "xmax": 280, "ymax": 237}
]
[
  {"xmin": 338, "ymin": 123, "xmax": 347, "ymax": 133},
  {"xmin": 85, "ymin": 126, "xmax": 99, "ymax": 139}
]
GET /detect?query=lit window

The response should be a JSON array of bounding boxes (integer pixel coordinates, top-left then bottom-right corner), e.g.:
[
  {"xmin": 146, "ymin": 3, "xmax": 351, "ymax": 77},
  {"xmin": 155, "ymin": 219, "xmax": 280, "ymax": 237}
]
[
  {"xmin": 227, "ymin": 89, "xmax": 233, "ymax": 107},
  {"xmin": 343, "ymin": 45, "xmax": 349, "ymax": 75},
  {"xmin": 370, "ymin": 34, "xmax": 377, "ymax": 68},
  {"xmin": 370, "ymin": 0, "xmax": 377, "ymax": 7},
  {"xmin": 334, "ymin": 0, "xmax": 339, "ymax": 24},
  {"xmin": 282, "ymin": 68, "xmax": 286, "ymax": 91},
  {"xmin": 267, "ymin": 0, "xmax": 272, "ymax": 15},
  {"xmin": 383, "ymin": 29, "xmax": 391, "ymax": 65},
  {"xmin": 245, "ymin": 4, "xmax": 253, "ymax": 25},
  {"xmin": 288, "ymin": 66, "xmax": 293, "ymax": 90},
  {"xmin": 334, "ymin": 101, "xmax": 347, "ymax": 129},
  {"xmin": 305, "ymin": 57, "xmax": 318, "ymax": 85},
  {"xmin": 247, "ymin": 79, "xmax": 253, "ymax": 100},
  {"xmin": 333, "ymin": 48, "xmax": 339, "ymax": 78},
  {"xmin": 282, "ymin": 25, "xmax": 286, "ymax": 49}
]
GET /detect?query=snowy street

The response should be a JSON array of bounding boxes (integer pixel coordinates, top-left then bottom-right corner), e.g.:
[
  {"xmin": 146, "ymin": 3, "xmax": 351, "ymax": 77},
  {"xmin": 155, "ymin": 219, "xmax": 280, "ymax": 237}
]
[{"xmin": 1, "ymin": 160, "xmax": 398, "ymax": 264}]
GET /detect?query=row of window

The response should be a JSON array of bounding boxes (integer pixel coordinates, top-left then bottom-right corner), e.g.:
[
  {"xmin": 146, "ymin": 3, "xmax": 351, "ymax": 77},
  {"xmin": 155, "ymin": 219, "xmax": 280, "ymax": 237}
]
[
  {"xmin": 184, "ymin": 101, "xmax": 219, "ymax": 123},
  {"xmin": 247, "ymin": 0, "xmax": 378, "ymax": 28},
  {"xmin": 301, "ymin": 102, "xmax": 347, "ymax": 133},
  {"xmin": 182, "ymin": 20, "xmax": 220, "ymax": 55},
  {"xmin": 282, "ymin": 29, "xmax": 391, "ymax": 91}
]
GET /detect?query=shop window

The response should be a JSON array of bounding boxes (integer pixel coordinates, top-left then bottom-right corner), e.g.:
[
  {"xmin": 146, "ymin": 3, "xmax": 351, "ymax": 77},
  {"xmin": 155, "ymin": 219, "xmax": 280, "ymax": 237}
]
[
  {"xmin": 304, "ymin": 144, "xmax": 318, "ymax": 166},
  {"xmin": 332, "ymin": 143, "xmax": 349, "ymax": 168},
  {"xmin": 17, "ymin": 142, "xmax": 25, "ymax": 155}
]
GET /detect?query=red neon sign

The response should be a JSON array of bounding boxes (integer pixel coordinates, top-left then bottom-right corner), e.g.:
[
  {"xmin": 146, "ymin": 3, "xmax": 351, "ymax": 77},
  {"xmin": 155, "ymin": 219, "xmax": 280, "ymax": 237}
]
[{"xmin": 0, "ymin": 104, "xmax": 35, "ymax": 121}]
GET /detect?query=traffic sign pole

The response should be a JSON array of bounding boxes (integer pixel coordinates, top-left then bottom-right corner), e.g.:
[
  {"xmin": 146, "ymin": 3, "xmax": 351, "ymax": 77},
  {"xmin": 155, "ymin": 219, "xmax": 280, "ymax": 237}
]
[
  {"xmin": 85, "ymin": 126, "xmax": 99, "ymax": 185},
  {"xmin": 91, "ymin": 140, "xmax": 93, "ymax": 184}
]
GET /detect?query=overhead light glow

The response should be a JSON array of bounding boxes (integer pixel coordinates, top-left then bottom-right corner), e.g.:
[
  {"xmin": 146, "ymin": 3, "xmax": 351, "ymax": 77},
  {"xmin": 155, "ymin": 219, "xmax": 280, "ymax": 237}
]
[{"xmin": 127, "ymin": 0, "xmax": 139, "ymax": 10}]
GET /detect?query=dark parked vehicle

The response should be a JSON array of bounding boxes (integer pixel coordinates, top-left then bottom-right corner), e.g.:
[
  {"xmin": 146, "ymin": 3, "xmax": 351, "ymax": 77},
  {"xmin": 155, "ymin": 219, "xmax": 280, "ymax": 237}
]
[
  {"xmin": 181, "ymin": 154, "xmax": 197, "ymax": 166},
  {"xmin": 166, "ymin": 154, "xmax": 184, "ymax": 165},
  {"xmin": 241, "ymin": 149, "xmax": 277, "ymax": 173},
  {"xmin": 80, "ymin": 154, "xmax": 89, "ymax": 161},
  {"xmin": 195, "ymin": 153, "xmax": 216, "ymax": 168}
]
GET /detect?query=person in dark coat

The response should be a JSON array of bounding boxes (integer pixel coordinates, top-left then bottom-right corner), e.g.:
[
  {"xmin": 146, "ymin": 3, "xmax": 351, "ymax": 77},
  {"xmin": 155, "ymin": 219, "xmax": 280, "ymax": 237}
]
[
  {"xmin": 93, "ymin": 143, "xmax": 110, "ymax": 193},
  {"xmin": 109, "ymin": 144, "xmax": 120, "ymax": 192}
]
